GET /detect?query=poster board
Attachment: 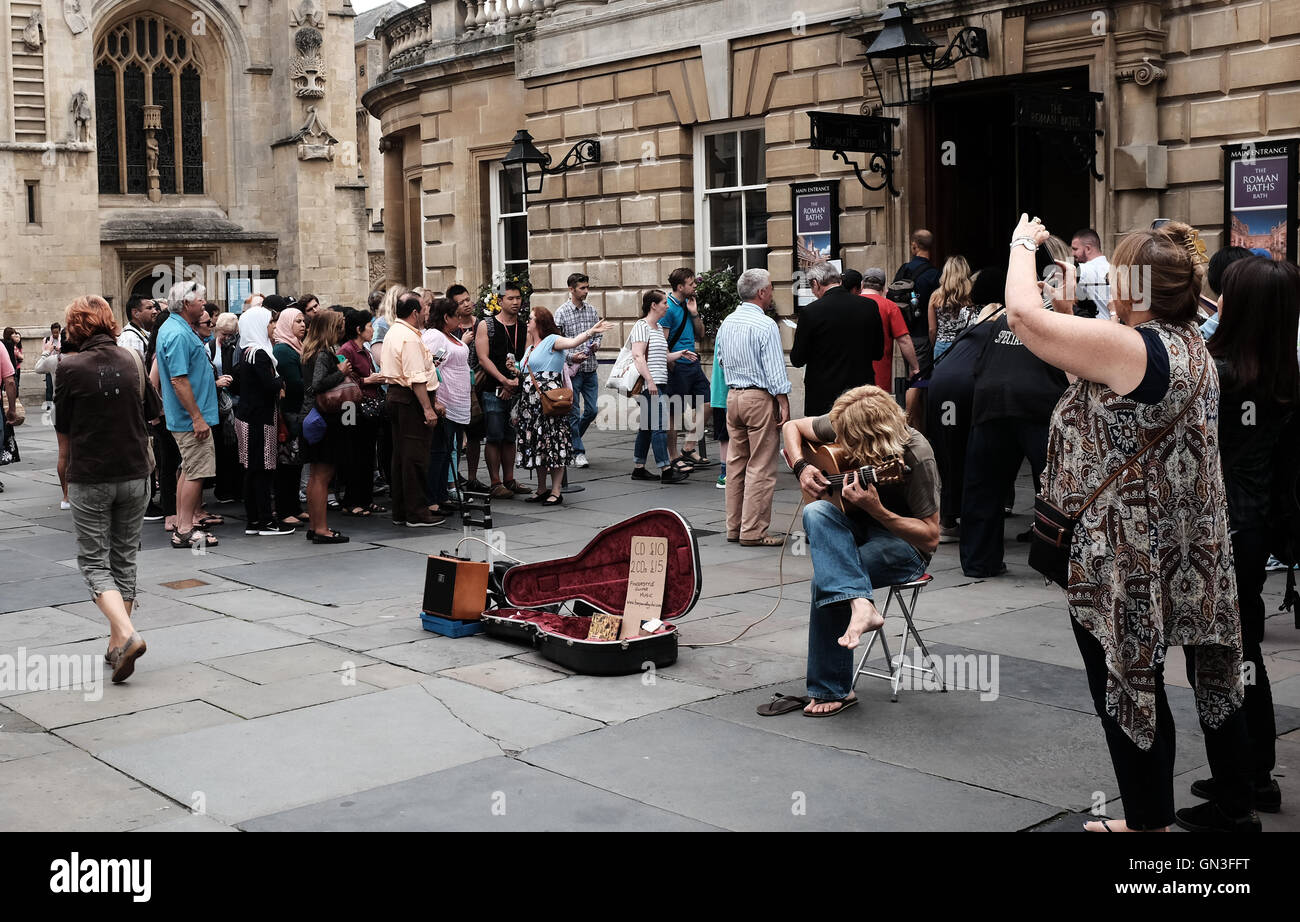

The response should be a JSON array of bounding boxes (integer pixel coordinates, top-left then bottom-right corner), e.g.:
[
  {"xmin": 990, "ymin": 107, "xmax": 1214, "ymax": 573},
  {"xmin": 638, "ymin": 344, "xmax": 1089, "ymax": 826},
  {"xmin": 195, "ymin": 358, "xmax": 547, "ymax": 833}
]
[
  {"xmin": 791, "ymin": 180, "xmax": 840, "ymax": 310},
  {"xmin": 1222, "ymin": 139, "xmax": 1298, "ymax": 264}
]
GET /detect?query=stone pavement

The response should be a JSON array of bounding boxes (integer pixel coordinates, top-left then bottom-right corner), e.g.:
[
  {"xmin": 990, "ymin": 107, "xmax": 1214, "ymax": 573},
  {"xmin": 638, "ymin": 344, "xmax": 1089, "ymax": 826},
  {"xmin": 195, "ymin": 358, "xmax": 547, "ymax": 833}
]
[{"xmin": 2, "ymin": 420, "xmax": 1298, "ymax": 832}]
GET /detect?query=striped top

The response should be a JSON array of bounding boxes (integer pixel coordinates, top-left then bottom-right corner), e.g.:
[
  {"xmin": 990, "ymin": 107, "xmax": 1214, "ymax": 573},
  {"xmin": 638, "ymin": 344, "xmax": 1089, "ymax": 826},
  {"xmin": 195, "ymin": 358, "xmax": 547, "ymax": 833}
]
[
  {"xmin": 627, "ymin": 319, "xmax": 668, "ymax": 385},
  {"xmin": 715, "ymin": 302, "xmax": 791, "ymax": 395}
]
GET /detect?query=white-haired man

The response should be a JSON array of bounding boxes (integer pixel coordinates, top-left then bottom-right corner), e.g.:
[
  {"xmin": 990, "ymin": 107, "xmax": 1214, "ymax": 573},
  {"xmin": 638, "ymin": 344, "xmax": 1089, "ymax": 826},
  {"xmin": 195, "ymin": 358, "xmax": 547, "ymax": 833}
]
[
  {"xmin": 154, "ymin": 280, "xmax": 219, "ymax": 548},
  {"xmin": 790, "ymin": 261, "xmax": 884, "ymax": 417},
  {"xmin": 714, "ymin": 268, "xmax": 791, "ymax": 547}
]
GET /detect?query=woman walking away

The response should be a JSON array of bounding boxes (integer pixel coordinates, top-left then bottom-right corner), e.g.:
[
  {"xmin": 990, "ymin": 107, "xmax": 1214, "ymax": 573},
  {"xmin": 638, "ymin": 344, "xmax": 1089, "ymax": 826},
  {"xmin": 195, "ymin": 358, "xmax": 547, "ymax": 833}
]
[
  {"xmin": 1007, "ymin": 214, "xmax": 1256, "ymax": 832},
  {"xmin": 271, "ymin": 301, "xmax": 307, "ymax": 527},
  {"xmin": 1192, "ymin": 256, "xmax": 1300, "ymax": 819},
  {"xmin": 340, "ymin": 308, "xmax": 386, "ymax": 517},
  {"xmin": 301, "ymin": 309, "xmax": 350, "ymax": 543},
  {"xmin": 516, "ymin": 306, "xmax": 610, "ymax": 505},
  {"xmin": 927, "ymin": 255, "xmax": 974, "ymax": 361},
  {"xmin": 232, "ymin": 306, "xmax": 293, "ymax": 536},
  {"xmin": 630, "ymin": 290, "xmax": 692, "ymax": 484},
  {"xmin": 424, "ymin": 298, "xmax": 471, "ymax": 516},
  {"xmin": 55, "ymin": 297, "xmax": 161, "ymax": 683}
]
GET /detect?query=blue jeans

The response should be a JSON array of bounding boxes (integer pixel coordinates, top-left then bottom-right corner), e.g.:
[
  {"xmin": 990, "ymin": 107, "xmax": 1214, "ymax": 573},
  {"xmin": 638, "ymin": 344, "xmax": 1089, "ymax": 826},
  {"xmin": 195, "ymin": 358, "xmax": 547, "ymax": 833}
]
[
  {"xmin": 803, "ymin": 500, "xmax": 927, "ymax": 701},
  {"xmin": 567, "ymin": 369, "xmax": 599, "ymax": 452},
  {"xmin": 428, "ymin": 419, "xmax": 464, "ymax": 506},
  {"xmin": 633, "ymin": 391, "xmax": 670, "ymax": 468}
]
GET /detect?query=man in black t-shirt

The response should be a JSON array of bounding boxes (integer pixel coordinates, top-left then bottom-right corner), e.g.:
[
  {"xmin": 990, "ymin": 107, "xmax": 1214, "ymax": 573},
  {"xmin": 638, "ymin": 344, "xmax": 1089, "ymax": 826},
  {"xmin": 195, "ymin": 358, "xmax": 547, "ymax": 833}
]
[{"xmin": 780, "ymin": 385, "xmax": 941, "ymax": 716}]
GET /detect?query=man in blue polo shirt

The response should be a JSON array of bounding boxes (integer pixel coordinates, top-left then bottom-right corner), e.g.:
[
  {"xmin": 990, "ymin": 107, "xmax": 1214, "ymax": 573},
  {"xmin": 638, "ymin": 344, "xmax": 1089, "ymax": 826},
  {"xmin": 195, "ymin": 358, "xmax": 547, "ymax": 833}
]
[
  {"xmin": 660, "ymin": 267, "xmax": 712, "ymax": 468},
  {"xmin": 155, "ymin": 280, "xmax": 219, "ymax": 548}
]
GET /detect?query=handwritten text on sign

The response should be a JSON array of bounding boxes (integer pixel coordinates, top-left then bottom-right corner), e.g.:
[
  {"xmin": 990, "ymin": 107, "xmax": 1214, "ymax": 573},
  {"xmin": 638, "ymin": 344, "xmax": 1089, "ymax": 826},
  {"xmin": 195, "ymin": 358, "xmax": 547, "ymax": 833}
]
[{"xmin": 622, "ymin": 536, "xmax": 668, "ymax": 638}]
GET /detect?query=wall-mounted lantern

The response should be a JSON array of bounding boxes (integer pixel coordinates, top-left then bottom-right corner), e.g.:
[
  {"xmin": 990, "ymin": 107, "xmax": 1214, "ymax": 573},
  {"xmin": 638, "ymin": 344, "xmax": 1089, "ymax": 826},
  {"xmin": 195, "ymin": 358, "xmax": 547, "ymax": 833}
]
[
  {"xmin": 501, "ymin": 129, "xmax": 601, "ymax": 198},
  {"xmin": 859, "ymin": 2, "xmax": 989, "ymax": 108}
]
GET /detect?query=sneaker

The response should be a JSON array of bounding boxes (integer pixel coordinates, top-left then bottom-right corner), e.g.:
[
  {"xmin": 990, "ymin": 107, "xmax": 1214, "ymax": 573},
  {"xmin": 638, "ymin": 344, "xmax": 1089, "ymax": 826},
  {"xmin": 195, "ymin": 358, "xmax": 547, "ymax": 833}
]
[
  {"xmin": 631, "ymin": 467, "xmax": 658, "ymax": 481},
  {"xmin": 574, "ymin": 453, "xmax": 589, "ymax": 469},
  {"xmin": 60, "ymin": 500, "xmax": 71, "ymax": 510},
  {"xmin": 406, "ymin": 516, "xmax": 445, "ymax": 528},
  {"xmin": 258, "ymin": 523, "xmax": 297, "ymax": 536},
  {"xmin": 1190, "ymin": 776, "xmax": 1281, "ymax": 813},
  {"xmin": 715, "ymin": 474, "xmax": 726, "ymax": 489},
  {"xmin": 1265, "ymin": 555, "xmax": 1289, "ymax": 572},
  {"xmin": 1173, "ymin": 800, "xmax": 1261, "ymax": 833},
  {"xmin": 939, "ymin": 523, "xmax": 960, "ymax": 544},
  {"xmin": 298, "ymin": 489, "xmax": 308, "ymax": 504},
  {"xmin": 245, "ymin": 523, "xmax": 263, "ymax": 535},
  {"xmin": 143, "ymin": 502, "xmax": 166, "ymax": 522}
]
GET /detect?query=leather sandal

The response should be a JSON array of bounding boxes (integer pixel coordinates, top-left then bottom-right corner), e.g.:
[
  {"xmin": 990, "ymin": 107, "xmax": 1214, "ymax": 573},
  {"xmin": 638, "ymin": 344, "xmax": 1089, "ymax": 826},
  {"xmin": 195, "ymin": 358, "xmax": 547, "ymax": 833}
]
[{"xmin": 740, "ymin": 534, "xmax": 784, "ymax": 547}]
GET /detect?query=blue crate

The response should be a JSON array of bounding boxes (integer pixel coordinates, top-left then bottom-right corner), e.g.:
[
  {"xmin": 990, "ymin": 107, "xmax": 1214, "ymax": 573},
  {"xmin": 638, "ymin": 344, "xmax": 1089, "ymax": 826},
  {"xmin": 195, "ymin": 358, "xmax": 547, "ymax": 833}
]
[{"xmin": 420, "ymin": 612, "xmax": 484, "ymax": 638}]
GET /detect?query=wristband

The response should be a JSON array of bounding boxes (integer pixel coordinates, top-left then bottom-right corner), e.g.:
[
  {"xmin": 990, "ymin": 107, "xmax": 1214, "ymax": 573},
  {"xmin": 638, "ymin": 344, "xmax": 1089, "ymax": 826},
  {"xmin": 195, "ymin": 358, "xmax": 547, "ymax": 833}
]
[
  {"xmin": 792, "ymin": 459, "xmax": 810, "ymax": 479},
  {"xmin": 1010, "ymin": 237, "xmax": 1037, "ymax": 252}
]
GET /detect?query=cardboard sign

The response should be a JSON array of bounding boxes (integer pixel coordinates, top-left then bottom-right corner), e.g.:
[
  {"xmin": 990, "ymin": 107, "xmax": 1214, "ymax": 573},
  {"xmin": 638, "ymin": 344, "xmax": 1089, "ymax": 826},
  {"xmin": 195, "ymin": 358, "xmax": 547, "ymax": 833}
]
[{"xmin": 621, "ymin": 535, "xmax": 668, "ymax": 639}]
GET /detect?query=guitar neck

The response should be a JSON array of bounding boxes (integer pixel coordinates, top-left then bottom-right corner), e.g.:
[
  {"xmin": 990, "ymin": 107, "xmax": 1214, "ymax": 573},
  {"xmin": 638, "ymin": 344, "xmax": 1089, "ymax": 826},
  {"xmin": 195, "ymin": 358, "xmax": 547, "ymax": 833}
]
[{"xmin": 827, "ymin": 467, "xmax": 877, "ymax": 486}]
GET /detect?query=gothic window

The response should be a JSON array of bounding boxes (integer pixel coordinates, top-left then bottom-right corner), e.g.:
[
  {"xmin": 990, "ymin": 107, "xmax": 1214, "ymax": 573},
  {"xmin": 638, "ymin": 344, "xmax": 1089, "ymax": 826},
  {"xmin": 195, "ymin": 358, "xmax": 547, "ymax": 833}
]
[{"xmin": 94, "ymin": 15, "xmax": 204, "ymax": 196}]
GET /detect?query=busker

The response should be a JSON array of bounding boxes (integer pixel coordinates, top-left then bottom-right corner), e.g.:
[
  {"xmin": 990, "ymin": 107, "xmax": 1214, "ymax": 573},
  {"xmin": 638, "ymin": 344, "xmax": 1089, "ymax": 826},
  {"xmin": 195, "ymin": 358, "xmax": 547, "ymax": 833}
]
[{"xmin": 781, "ymin": 385, "xmax": 940, "ymax": 716}]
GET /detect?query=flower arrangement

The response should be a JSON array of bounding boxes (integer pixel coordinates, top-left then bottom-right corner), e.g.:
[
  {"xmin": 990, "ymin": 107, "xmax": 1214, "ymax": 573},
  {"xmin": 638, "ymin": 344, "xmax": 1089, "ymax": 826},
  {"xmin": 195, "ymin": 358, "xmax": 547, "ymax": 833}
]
[
  {"xmin": 474, "ymin": 267, "xmax": 533, "ymax": 319},
  {"xmin": 694, "ymin": 266, "xmax": 741, "ymax": 342}
]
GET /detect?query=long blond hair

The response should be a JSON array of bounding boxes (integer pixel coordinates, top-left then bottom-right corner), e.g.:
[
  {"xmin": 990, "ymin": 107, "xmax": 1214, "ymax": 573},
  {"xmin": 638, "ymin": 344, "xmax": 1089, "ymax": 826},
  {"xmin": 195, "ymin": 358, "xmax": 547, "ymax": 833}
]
[
  {"xmin": 829, "ymin": 385, "xmax": 909, "ymax": 466},
  {"xmin": 378, "ymin": 284, "xmax": 407, "ymax": 326},
  {"xmin": 934, "ymin": 255, "xmax": 973, "ymax": 309}
]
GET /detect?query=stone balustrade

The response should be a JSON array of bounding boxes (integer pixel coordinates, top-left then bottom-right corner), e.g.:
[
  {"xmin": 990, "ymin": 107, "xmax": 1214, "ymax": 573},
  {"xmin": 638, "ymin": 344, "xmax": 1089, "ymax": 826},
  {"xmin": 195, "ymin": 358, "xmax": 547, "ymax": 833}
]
[{"xmin": 379, "ymin": 3, "xmax": 433, "ymax": 72}]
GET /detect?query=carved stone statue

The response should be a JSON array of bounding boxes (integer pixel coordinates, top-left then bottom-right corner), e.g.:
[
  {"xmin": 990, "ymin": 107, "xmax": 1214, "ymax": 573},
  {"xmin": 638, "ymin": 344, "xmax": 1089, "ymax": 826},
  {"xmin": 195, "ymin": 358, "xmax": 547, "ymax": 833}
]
[
  {"xmin": 63, "ymin": 0, "xmax": 89, "ymax": 35},
  {"xmin": 22, "ymin": 11, "xmax": 45, "ymax": 51},
  {"xmin": 70, "ymin": 90, "xmax": 93, "ymax": 143},
  {"xmin": 296, "ymin": 105, "xmax": 337, "ymax": 161},
  {"xmin": 289, "ymin": 0, "xmax": 325, "ymax": 29},
  {"xmin": 291, "ymin": 27, "xmax": 327, "ymax": 98}
]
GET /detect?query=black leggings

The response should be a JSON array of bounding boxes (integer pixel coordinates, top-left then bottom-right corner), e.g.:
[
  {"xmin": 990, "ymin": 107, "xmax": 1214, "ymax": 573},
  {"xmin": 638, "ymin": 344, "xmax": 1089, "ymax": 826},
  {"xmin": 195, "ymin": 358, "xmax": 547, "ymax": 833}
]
[
  {"xmin": 152, "ymin": 425, "xmax": 180, "ymax": 517},
  {"xmin": 243, "ymin": 423, "xmax": 275, "ymax": 527},
  {"xmin": 1072, "ymin": 617, "xmax": 1254, "ymax": 827}
]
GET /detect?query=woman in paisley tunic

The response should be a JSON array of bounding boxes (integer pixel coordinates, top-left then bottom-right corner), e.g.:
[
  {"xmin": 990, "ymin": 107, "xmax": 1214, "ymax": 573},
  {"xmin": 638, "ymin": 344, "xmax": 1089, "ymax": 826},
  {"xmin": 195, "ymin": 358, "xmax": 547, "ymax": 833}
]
[{"xmin": 1005, "ymin": 215, "xmax": 1254, "ymax": 833}]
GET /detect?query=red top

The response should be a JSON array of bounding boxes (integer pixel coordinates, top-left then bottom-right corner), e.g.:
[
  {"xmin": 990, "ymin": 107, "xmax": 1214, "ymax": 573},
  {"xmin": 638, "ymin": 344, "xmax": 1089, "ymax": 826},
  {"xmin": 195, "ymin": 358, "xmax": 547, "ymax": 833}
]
[
  {"xmin": 868, "ymin": 292, "xmax": 909, "ymax": 395},
  {"xmin": 340, "ymin": 340, "xmax": 379, "ymax": 398}
]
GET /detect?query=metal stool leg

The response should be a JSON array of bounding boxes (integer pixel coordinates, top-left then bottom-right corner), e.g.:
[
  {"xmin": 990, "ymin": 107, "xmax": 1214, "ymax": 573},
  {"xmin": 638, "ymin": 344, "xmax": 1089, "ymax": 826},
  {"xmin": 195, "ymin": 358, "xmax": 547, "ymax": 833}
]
[
  {"xmin": 851, "ymin": 624, "xmax": 897, "ymax": 690},
  {"xmin": 899, "ymin": 585, "xmax": 945, "ymax": 692}
]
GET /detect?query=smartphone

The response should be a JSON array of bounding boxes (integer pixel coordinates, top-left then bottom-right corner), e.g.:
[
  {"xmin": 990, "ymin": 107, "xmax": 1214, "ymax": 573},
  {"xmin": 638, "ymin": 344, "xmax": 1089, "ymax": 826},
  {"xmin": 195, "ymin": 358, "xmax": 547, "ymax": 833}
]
[
  {"xmin": 336, "ymin": 354, "xmax": 347, "ymax": 364},
  {"xmin": 432, "ymin": 346, "xmax": 448, "ymax": 366}
]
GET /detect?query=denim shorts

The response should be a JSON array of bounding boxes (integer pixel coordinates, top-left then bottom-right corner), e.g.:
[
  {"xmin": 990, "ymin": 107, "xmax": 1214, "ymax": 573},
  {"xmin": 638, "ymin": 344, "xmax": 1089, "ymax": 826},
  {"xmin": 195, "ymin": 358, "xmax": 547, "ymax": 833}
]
[
  {"xmin": 480, "ymin": 390, "xmax": 516, "ymax": 443},
  {"xmin": 666, "ymin": 359, "xmax": 710, "ymax": 399}
]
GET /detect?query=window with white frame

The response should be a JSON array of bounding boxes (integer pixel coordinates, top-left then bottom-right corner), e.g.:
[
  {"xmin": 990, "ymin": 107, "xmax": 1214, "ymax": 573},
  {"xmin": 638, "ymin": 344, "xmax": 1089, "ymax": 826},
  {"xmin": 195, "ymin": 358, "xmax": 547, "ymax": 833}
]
[
  {"xmin": 695, "ymin": 123, "xmax": 767, "ymax": 272},
  {"xmin": 489, "ymin": 161, "xmax": 529, "ymax": 279}
]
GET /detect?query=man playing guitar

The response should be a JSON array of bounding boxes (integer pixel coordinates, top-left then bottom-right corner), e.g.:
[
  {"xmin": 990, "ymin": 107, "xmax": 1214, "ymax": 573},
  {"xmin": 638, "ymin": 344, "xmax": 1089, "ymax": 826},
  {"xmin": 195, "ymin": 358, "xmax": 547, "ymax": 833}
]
[{"xmin": 781, "ymin": 385, "xmax": 941, "ymax": 716}]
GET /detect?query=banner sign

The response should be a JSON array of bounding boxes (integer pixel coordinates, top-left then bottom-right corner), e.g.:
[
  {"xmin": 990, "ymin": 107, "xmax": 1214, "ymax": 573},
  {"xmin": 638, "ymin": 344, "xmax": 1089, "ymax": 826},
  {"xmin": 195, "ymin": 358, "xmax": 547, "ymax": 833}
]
[{"xmin": 1223, "ymin": 139, "xmax": 1298, "ymax": 263}]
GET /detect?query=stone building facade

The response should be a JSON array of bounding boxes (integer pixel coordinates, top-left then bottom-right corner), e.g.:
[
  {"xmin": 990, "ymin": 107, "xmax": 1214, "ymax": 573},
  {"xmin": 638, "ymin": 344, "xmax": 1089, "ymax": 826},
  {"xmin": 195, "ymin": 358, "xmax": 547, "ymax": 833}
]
[
  {"xmin": 363, "ymin": 0, "xmax": 1300, "ymax": 353},
  {"xmin": 1, "ymin": 0, "xmax": 370, "ymax": 364}
]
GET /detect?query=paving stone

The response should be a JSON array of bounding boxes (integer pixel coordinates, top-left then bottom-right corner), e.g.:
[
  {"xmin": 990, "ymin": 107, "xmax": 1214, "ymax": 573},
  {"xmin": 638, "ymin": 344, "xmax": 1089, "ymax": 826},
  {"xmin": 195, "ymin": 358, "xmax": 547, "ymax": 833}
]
[
  {"xmin": 0, "ymin": 703, "xmax": 43, "ymax": 732},
  {"xmin": 438, "ymin": 658, "xmax": 567, "ymax": 692},
  {"xmin": 187, "ymin": 587, "xmax": 341, "ymax": 621},
  {"xmin": 508, "ymin": 673, "xmax": 721, "ymax": 723},
  {"xmin": 202, "ymin": 546, "xmax": 430, "ymax": 605},
  {"xmin": 58, "ymin": 592, "xmax": 226, "ymax": 630},
  {"xmin": 0, "ymin": 729, "xmax": 71, "ymax": 761},
  {"xmin": 0, "ymin": 748, "xmax": 189, "ymax": 831},
  {"xmin": 420, "ymin": 677, "xmax": 601, "ymax": 750},
  {"xmin": 200, "ymin": 672, "xmax": 382, "ymax": 719},
  {"xmin": 507, "ymin": 650, "xmax": 576, "ymax": 676},
  {"xmin": 0, "ymin": 606, "xmax": 107, "ymax": 648},
  {"xmin": 314, "ymin": 619, "xmax": 431, "ymax": 652},
  {"xmin": 521, "ymin": 710, "xmax": 1055, "ymax": 831},
  {"xmin": 0, "ymin": 574, "xmax": 95, "ymax": 613},
  {"xmin": 98, "ymin": 685, "xmax": 502, "ymax": 824},
  {"xmin": 921, "ymin": 606, "xmax": 1083, "ymax": 669},
  {"xmin": 368, "ymin": 635, "xmax": 517, "ymax": 673},
  {"xmin": 661, "ymin": 644, "xmax": 805, "ymax": 693},
  {"xmin": 685, "ymin": 681, "xmax": 1207, "ymax": 812},
  {"xmin": 262, "ymin": 613, "xmax": 355, "ymax": 636},
  {"xmin": 352, "ymin": 662, "xmax": 431, "ymax": 689},
  {"xmin": 0, "ymin": 551, "xmax": 75, "ymax": 583},
  {"xmin": 204, "ymin": 642, "xmax": 377, "ymax": 684},
  {"xmin": 134, "ymin": 813, "xmax": 238, "ymax": 832},
  {"xmin": 55, "ymin": 701, "xmax": 243, "ymax": 753},
  {"xmin": 3, "ymin": 663, "xmax": 258, "ymax": 729},
  {"xmin": 241, "ymin": 756, "xmax": 721, "ymax": 831}
]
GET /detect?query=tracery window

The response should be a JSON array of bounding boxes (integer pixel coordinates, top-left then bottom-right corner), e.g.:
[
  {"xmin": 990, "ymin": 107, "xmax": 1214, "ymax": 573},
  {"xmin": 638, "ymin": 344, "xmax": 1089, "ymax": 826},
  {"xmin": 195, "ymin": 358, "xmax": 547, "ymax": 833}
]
[{"xmin": 95, "ymin": 15, "xmax": 204, "ymax": 196}]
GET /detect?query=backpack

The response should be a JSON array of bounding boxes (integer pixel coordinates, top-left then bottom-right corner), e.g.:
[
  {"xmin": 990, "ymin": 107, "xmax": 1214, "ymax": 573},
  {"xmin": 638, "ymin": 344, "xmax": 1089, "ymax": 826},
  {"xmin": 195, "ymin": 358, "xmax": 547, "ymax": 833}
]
[
  {"xmin": 890, "ymin": 260, "xmax": 936, "ymax": 329},
  {"xmin": 1269, "ymin": 408, "xmax": 1300, "ymax": 620}
]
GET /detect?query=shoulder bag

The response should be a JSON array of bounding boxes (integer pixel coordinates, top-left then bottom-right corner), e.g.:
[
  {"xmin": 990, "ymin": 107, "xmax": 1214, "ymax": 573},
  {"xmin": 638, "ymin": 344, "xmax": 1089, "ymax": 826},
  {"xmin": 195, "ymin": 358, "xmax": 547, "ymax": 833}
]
[
  {"xmin": 524, "ymin": 346, "xmax": 573, "ymax": 418},
  {"xmin": 1030, "ymin": 358, "xmax": 1209, "ymax": 589}
]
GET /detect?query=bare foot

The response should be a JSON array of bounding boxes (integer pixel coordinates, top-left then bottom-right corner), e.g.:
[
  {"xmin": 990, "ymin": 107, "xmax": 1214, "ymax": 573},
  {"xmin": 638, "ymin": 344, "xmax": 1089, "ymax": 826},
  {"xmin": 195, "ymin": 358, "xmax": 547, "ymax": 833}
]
[
  {"xmin": 1084, "ymin": 818, "xmax": 1169, "ymax": 832},
  {"xmin": 804, "ymin": 696, "xmax": 857, "ymax": 715},
  {"xmin": 838, "ymin": 598, "xmax": 883, "ymax": 649}
]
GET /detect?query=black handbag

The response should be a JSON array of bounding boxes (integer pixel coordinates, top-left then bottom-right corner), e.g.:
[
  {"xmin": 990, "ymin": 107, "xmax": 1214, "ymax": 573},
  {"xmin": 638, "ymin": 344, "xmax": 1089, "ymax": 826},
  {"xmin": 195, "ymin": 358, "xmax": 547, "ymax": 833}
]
[{"xmin": 1030, "ymin": 361, "xmax": 1208, "ymax": 589}]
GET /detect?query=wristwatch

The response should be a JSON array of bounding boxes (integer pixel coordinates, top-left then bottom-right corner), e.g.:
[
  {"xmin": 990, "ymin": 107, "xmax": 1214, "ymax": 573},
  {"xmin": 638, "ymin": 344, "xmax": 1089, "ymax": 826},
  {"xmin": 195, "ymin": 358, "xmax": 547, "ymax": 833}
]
[{"xmin": 1010, "ymin": 237, "xmax": 1037, "ymax": 252}]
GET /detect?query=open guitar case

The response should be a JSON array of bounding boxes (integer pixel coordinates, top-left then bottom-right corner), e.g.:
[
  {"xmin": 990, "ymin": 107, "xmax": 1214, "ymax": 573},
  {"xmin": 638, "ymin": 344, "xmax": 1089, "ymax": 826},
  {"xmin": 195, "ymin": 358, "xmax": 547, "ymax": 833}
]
[{"xmin": 480, "ymin": 508, "xmax": 702, "ymax": 675}]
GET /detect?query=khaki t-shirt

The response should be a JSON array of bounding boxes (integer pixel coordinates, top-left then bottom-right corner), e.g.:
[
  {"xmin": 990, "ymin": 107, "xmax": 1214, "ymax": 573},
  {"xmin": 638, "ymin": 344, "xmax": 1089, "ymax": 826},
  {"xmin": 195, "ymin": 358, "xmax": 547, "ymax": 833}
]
[{"xmin": 810, "ymin": 416, "xmax": 940, "ymax": 527}]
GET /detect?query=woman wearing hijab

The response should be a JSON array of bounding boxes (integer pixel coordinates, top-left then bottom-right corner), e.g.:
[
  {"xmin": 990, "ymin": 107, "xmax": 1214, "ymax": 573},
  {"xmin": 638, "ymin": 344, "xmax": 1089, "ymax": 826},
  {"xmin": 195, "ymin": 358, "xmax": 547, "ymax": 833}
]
[
  {"xmin": 271, "ymin": 300, "xmax": 307, "ymax": 527},
  {"xmin": 231, "ymin": 306, "xmax": 293, "ymax": 535}
]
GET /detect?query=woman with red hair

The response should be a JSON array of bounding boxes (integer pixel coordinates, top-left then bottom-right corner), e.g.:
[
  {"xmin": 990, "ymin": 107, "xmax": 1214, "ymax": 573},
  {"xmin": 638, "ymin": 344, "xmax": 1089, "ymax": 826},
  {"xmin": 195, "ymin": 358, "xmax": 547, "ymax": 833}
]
[{"xmin": 55, "ymin": 296, "xmax": 162, "ymax": 684}]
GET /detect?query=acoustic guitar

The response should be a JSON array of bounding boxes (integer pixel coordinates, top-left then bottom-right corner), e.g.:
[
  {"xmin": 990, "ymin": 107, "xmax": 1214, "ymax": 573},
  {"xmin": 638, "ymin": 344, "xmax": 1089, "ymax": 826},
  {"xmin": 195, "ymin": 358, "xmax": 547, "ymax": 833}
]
[{"xmin": 783, "ymin": 438, "xmax": 908, "ymax": 513}]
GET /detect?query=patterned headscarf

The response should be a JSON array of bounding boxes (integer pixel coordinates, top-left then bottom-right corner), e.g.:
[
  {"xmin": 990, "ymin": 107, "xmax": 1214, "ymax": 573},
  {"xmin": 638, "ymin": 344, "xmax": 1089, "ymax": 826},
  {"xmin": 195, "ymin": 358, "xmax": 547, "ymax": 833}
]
[{"xmin": 274, "ymin": 307, "xmax": 303, "ymax": 356}]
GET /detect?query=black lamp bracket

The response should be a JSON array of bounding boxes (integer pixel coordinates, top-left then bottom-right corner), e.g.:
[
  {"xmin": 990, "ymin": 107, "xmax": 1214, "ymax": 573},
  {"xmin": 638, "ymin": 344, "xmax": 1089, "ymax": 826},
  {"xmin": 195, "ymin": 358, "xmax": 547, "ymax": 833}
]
[
  {"xmin": 921, "ymin": 27, "xmax": 988, "ymax": 72},
  {"xmin": 539, "ymin": 139, "xmax": 601, "ymax": 176},
  {"xmin": 832, "ymin": 149, "xmax": 900, "ymax": 196}
]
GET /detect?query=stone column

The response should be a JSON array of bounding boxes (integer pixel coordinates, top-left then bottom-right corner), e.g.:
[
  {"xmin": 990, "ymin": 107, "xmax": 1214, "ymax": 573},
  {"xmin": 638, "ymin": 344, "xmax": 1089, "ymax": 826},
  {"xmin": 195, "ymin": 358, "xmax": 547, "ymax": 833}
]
[
  {"xmin": 381, "ymin": 136, "xmax": 407, "ymax": 284},
  {"xmin": 1111, "ymin": 2, "xmax": 1168, "ymax": 235}
]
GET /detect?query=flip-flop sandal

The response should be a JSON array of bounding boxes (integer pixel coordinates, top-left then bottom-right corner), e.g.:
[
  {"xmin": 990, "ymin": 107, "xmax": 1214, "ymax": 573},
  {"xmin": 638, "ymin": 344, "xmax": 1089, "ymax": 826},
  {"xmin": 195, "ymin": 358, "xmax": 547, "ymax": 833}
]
[
  {"xmin": 757, "ymin": 692, "xmax": 811, "ymax": 717},
  {"xmin": 803, "ymin": 696, "xmax": 859, "ymax": 718},
  {"xmin": 196, "ymin": 514, "xmax": 224, "ymax": 527}
]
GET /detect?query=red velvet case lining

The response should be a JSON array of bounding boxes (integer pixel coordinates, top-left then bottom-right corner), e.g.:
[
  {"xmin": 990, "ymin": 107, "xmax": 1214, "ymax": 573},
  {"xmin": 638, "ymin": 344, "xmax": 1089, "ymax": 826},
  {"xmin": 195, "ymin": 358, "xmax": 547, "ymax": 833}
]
[{"xmin": 493, "ymin": 509, "xmax": 699, "ymax": 644}]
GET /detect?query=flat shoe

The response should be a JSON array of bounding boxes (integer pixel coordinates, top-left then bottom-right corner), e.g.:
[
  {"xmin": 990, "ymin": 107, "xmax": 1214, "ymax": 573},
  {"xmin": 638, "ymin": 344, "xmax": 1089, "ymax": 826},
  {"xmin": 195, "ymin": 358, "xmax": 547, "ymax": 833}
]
[
  {"xmin": 524, "ymin": 492, "xmax": 548, "ymax": 503},
  {"xmin": 803, "ymin": 696, "xmax": 858, "ymax": 718},
  {"xmin": 542, "ymin": 494, "xmax": 563, "ymax": 506},
  {"xmin": 107, "ymin": 633, "xmax": 146, "ymax": 684},
  {"xmin": 757, "ymin": 693, "xmax": 810, "ymax": 717}
]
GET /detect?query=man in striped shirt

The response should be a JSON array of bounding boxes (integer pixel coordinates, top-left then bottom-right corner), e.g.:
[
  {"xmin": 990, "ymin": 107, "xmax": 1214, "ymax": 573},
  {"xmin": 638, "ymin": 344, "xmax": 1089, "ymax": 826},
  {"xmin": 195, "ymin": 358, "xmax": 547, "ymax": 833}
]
[
  {"xmin": 715, "ymin": 268, "xmax": 791, "ymax": 547},
  {"xmin": 554, "ymin": 273, "xmax": 602, "ymax": 469}
]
